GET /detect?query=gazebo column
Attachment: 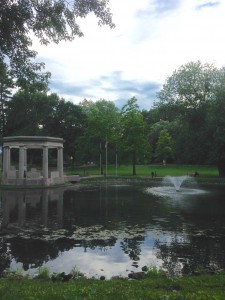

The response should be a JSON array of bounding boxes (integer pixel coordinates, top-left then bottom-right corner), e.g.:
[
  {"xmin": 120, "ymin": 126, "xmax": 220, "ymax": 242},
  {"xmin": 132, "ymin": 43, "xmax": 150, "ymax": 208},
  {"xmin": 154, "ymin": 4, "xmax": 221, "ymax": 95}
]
[
  {"xmin": 57, "ymin": 147, "xmax": 63, "ymax": 177},
  {"xmin": 43, "ymin": 146, "xmax": 49, "ymax": 179},
  {"xmin": 24, "ymin": 148, "xmax": 27, "ymax": 172},
  {"xmin": 7, "ymin": 147, "xmax": 11, "ymax": 170},
  {"xmin": 19, "ymin": 146, "xmax": 25, "ymax": 179}
]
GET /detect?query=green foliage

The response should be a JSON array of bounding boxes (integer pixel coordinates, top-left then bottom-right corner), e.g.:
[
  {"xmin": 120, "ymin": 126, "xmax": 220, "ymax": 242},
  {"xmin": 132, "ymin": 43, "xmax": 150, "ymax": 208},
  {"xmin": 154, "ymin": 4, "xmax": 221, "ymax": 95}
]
[
  {"xmin": 5, "ymin": 91, "xmax": 86, "ymax": 163},
  {"xmin": 71, "ymin": 266, "xmax": 83, "ymax": 279},
  {"xmin": 7, "ymin": 268, "xmax": 24, "ymax": 280},
  {"xmin": 146, "ymin": 266, "xmax": 167, "ymax": 278},
  {"xmin": 37, "ymin": 266, "xmax": 50, "ymax": 279},
  {"xmin": 84, "ymin": 99, "xmax": 119, "ymax": 143},
  {"xmin": 120, "ymin": 97, "xmax": 151, "ymax": 175},
  {"xmin": 154, "ymin": 61, "xmax": 225, "ymax": 175},
  {"xmin": 79, "ymin": 99, "xmax": 120, "ymax": 172},
  {"xmin": 157, "ymin": 60, "xmax": 219, "ymax": 110},
  {"xmin": 0, "ymin": 61, "xmax": 13, "ymax": 140},
  {"xmin": 206, "ymin": 71, "xmax": 225, "ymax": 176},
  {"xmin": 155, "ymin": 129, "xmax": 173, "ymax": 163},
  {"xmin": 148, "ymin": 120, "xmax": 179, "ymax": 163}
]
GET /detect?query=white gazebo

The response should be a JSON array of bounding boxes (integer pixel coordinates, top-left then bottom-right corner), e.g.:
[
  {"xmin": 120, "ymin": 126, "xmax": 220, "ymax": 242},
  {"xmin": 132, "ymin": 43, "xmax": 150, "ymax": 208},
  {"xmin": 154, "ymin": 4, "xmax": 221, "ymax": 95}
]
[{"xmin": 2, "ymin": 136, "xmax": 79, "ymax": 186}]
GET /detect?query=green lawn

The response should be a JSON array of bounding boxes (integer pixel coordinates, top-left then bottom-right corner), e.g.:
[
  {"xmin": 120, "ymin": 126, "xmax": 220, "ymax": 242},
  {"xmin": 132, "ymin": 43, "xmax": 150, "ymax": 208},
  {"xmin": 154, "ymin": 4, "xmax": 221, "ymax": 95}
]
[
  {"xmin": 66, "ymin": 164, "xmax": 219, "ymax": 178},
  {"xmin": 1, "ymin": 273, "xmax": 225, "ymax": 300}
]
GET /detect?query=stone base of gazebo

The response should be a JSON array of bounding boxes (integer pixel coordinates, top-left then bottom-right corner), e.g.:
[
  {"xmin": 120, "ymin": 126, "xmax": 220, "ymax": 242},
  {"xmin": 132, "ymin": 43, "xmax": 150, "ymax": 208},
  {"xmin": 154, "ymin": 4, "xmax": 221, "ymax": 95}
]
[{"xmin": 1, "ymin": 175, "xmax": 80, "ymax": 186}]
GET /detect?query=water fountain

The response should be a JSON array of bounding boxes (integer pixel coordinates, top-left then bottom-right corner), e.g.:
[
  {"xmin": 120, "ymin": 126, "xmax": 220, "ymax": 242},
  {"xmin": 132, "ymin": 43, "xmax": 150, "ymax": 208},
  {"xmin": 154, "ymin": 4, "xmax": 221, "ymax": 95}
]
[
  {"xmin": 164, "ymin": 176, "xmax": 189, "ymax": 192},
  {"xmin": 146, "ymin": 175, "xmax": 206, "ymax": 197}
]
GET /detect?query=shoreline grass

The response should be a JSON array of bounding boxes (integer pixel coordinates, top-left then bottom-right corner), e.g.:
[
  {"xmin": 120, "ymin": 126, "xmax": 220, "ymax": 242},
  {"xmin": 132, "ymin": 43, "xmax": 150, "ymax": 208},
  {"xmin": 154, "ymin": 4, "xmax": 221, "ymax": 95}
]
[{"xmin": 1, "ymin": 272, "xmax": 225, "ymax": 299}]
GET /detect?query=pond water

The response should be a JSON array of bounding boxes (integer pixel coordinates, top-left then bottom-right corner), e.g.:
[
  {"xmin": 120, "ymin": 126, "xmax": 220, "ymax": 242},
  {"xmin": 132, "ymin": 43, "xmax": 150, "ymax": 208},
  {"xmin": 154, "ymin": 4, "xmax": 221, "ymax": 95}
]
[{"xmin": 0, "ymin": 180, "xmax": 225, "ymax": 279}]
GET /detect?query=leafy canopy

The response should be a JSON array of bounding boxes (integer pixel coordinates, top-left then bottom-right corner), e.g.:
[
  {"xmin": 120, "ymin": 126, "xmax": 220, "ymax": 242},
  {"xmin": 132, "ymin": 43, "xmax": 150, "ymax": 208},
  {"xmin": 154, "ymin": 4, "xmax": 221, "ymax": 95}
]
[
  {"xmin": 120, "ymin": 97, "xmax": 151, "ymax": 174},
  {"xmin": 157, "ymin": 61, "xmax": 219, "ymax": 111},
  {"xmin": 155, "ymin": 129, "xmax": 173, "ymax": 162}
]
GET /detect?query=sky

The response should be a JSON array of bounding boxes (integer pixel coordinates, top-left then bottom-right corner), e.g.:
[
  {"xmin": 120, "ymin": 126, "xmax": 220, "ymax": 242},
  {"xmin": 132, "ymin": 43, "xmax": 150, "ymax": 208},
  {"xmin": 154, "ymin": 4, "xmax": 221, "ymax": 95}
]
[{"xmin": 33, "ymin": 0, "xmax": 225, "ymax": 110}]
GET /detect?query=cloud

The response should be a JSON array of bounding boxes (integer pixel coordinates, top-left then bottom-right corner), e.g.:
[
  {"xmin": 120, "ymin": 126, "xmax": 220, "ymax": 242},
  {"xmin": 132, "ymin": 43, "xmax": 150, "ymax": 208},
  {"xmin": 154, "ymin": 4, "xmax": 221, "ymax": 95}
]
[
  {"xmin": 136, "ymin": 0, "xmax": 182, "ymax": 18},
  {"xmin": 50, "ymin": 80, "xmax": 90, "ymax": 98},
  {"xmin": 196, "ymin": 1, "xmax": 220, "ymax": 10},
  {"xmin": 49, "ymin": 71, "xmax": 161, "ymax": 110},
  {"xmin": 32, "ymin": 0, "xmax": 225, "ymax": 111},
  {"xmin": 153, "ymin": 0, "xmax": 181, "ymax": 13}
]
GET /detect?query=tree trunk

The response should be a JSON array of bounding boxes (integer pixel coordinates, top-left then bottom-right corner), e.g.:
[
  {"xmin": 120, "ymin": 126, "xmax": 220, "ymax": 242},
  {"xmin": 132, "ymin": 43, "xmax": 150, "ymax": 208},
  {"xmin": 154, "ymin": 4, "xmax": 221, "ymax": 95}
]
[{"xmin": 132, "ymin": 151, "xmax": 136, "ymax": 176}]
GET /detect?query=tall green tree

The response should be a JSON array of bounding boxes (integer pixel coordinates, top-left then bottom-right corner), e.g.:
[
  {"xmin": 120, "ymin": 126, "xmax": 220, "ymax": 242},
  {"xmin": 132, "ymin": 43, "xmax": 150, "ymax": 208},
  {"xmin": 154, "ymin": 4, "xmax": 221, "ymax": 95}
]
[
  {"xmin": 120, "ymin": 97, "xmax": 151, "ymax": 176},
  {"xmin": 44, "ymin": 98, "xmax": 87, "ymax": 163},
  {"xmin": 148, "ymin": 120, "xmax": 179, "ymax": 162},
  {"xmin": 157, "ymin": 61, "xmax": 219, "ymax": 111},
  {"xmin": 6, "ymin": 91, "xmax": 57, "ymax": 136},
  {"xmin": 207, "ymin": 68, "xmax": 225, "ymax": 176},
  {"xmin": 6, "ymin": 91, "xmax": 86, "ymax": 163},
  {"xmin": 154, "ymin": 61, "xmax": 225, "ymax": 175},
  {"xmin": 155, "ymin": 129, "xmax": 173, "ymax": 163},
  {"xmin": 80, "ymin": 99, "xmax": 119, "ymax": 173},
  {"xmin": 0, "ymin": 61, "xmax": 13, "ymax": 140},
  {"xmin": 155, "ymin": 61, "xmax": 220, "ymax": 165}
]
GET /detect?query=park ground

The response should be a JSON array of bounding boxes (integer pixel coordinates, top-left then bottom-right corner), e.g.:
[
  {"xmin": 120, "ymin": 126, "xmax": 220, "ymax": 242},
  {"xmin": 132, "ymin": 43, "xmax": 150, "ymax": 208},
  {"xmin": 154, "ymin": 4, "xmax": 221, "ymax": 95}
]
[{"xmin": 66, "ymin": 164, "xmax": 219, "ymax": 177}]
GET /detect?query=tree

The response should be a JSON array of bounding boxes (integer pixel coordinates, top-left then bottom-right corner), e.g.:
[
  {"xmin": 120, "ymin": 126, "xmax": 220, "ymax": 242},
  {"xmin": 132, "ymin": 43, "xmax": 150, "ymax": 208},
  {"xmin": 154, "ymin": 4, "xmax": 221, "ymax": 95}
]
[
  {"xmin": 207, "ymin": 68, "xmax": 225, "ymax": 176},
  {"xmin": 153, "ymin": 61, "xmax": 225, "ymax": 174},
  {"xmin": 157, "ymin": 61, "xmax": 219, "ymax": 111},
  {"xmin": 148, "ymin": 120, "xmax": 178, "ymax": 161},
  {"xmin": 120, "ymin": 97, "xmax": 151, "ymax": 176},
  {"xmin": 0, "ymin": 61, "xmax": 13, "ymax": 141},
  {"xmin": 44, "ymin": 97, "xmax": 87, "ymax": 163},
  {"xmin": 0, "ymin": 0, "xmax": 114, "ymax": 90},
  {"xmin": 6, "ymin": 91, "xmax": 57, "ymax": 136},
  {"xmin": 5, "ymin": 91, "xmax": 86, "ymax": 163},
  {"xmin": 156, "ymin": 61, "xmax": 218, "ymax": 142},
  {"xmin": 155, "ymin": 61, "xmax": 221, "ymax": 166},
  {"xmin": 81, "ymin": 99, "xmax": 119, "ymax": 174},
  {"xmin": 155, "ymin": 129, "xmax": 173, "ymax": 163}
]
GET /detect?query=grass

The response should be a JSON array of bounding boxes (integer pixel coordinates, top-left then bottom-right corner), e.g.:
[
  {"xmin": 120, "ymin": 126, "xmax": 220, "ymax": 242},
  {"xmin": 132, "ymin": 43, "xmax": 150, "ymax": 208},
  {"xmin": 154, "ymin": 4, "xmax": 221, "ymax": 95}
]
[
  {"xmin": 66, "ymin": 164, "xmax": 219, "ymax": 178},
  {"xmin": 1, "ymin": 272, "xmax": 225, "ymax": 299}
]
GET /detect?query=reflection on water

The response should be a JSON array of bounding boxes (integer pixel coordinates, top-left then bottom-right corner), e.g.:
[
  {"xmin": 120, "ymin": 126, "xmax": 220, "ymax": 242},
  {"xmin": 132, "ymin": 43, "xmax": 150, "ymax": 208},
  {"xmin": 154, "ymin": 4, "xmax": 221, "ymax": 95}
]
[
  {"xmin": 0, "ymin": 182, "xmax": 225, "ymax": 278},
  {"xmin": 146, "ymin": 186, "xmax": 207, "ymax": 197}
]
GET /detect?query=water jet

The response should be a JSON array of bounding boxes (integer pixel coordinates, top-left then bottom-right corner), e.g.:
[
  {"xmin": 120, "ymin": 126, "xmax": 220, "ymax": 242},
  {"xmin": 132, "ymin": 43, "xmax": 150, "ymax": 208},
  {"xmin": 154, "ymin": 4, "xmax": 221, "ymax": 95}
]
[{"xmin": 163, "ymin": 176, "xmax": 189, "ymax": 192}]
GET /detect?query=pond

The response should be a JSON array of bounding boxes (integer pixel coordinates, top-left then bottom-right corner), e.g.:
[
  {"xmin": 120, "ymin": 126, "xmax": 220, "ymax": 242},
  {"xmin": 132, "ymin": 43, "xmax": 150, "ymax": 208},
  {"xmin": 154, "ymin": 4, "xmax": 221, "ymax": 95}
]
[{"xmin": 0, "ymin": 179, "xmax": 225, "ymax": 279}]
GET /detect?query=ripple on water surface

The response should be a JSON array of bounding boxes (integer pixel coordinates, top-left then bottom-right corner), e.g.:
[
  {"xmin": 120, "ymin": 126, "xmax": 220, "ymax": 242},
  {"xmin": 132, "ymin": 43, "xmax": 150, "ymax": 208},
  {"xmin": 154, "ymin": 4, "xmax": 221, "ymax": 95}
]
[{"xmin": 145, "ymin": 186, "xmax": 208, "ymax": 197}]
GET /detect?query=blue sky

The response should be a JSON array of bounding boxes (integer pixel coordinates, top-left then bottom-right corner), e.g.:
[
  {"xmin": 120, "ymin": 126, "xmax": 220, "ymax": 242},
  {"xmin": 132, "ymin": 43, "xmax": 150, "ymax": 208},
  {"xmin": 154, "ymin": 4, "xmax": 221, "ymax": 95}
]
[{"xmin": 33, "ymin": 0, "xmax": 225, "ymax": 110}]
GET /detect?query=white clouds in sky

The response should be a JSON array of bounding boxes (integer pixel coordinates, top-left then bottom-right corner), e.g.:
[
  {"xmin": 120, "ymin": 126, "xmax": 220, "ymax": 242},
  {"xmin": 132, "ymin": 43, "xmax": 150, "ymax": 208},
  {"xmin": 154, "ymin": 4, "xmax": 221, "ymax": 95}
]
[{"xmin": 33, "ymin": 0, "xmax": 225, "ymax": 109}]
